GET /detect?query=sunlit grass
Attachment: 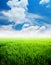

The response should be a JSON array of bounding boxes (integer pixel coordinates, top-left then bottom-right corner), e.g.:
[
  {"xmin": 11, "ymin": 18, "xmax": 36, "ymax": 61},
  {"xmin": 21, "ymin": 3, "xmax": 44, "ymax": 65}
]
[{"xmin": 0, "ymin": 38, "xmax": 51, "ymax": 65}]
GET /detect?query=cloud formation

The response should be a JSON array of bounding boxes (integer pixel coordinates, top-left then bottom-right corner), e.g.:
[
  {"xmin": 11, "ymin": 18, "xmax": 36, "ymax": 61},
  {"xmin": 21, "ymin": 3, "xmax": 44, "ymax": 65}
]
[
  {"xmin": 39, "ymin": 0, "xmax": 49, "ymax": 4},
  {"xmin": 0, "ymin": 26, "xmax": 51, "ymax": 38},
  {"xmin": 2, "ymin": 0, "xmax": 28, "ymax": 24},
  {"xmin": 0, "ymin": 0, "xmax": 51, "ymax": 37},
  {"xmin": 39, "ymin": 0, "xmax": 51, "ymax": 8}
]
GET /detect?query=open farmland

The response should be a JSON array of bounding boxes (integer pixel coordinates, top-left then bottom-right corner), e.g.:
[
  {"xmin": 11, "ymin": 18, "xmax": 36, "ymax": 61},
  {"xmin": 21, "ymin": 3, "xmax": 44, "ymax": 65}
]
[{"xmin": 0, "ymin": 38, "xmax": 51, "ymax": 65}]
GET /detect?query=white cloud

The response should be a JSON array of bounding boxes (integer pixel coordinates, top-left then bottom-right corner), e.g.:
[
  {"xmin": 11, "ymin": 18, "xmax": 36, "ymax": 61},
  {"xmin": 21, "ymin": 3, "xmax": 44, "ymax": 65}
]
[
  {"xmin": 26, "ymin": 13, "xmax": 43, "ymax": 19},
  {"xmin": 23, "ymin": 23, "xmax": 30, "ymax": 28},
  {"xmin": 2, "ymin": 0, "xmax": 28, "ymax": 24},
  {"xmin": 2, "ymin": 0, "xmax": 43, "ymax": 25},
  {"xmin": 2, "ymin": 8, "xmax": 25, "ymax": 23},
  {"xmin": 39, "ymin": 0, "xmax": 50, "ymax": 8},
  {"xmin": 0, "ymin": 25, "xmax": 13, "ymax": 31},
  {"xmin": 39, "ymin": 0, "xmax": 50, "ymax": 4},
  {"xmin": 22, "ymin": 25, "xmax": 47, "ymax": 34},
  {"xmin": 1, "ymin": 0, "xmax": 44, "ymax": 25},
  {"xmin": 0, "ymin": 0, "xmax": 51, "ymax": 38},
  {"xmin": 0, "ymin": 25, "xmax": 51, "ymax": 38},
  {"xmin": 7, "ymin": 0, "xmax": 28, "ymax": 9}
]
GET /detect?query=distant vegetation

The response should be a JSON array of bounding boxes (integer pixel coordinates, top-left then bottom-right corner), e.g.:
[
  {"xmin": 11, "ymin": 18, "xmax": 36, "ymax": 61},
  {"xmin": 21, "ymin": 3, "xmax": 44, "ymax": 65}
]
[{"xmin": 0, "ymin": 38, "xmax": 51, "ymax": 65}]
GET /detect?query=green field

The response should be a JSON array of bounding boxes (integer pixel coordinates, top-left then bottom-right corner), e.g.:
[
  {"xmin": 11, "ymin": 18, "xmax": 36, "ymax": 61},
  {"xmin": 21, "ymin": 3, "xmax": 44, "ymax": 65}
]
[{"xmin": 0, "ymin": 38, "xmax": 51, "ymax": 65}]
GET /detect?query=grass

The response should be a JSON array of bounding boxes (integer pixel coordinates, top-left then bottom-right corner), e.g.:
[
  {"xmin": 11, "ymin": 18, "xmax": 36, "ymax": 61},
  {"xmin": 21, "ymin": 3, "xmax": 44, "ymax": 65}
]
[{"xmin": 0, "ymin": 38, "xmax": 51, "ymax": 65}]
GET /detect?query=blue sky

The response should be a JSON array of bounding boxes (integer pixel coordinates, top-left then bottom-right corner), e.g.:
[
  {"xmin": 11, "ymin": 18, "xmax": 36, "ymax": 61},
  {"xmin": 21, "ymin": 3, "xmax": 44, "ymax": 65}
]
[{"xmin": 0, "ymin": 0, "xmax": 51, "ymax": 37}]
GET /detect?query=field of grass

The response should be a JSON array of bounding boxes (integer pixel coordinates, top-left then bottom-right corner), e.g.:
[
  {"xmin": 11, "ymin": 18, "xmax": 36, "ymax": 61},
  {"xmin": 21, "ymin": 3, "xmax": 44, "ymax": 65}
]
[{"xmin": 0, "ymin": 38, "xmax": 51, "ymax": 65}]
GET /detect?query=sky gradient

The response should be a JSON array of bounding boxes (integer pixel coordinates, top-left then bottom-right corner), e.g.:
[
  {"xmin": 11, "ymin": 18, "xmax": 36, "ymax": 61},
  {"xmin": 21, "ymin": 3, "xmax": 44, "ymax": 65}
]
[{"xmin": 0, "ymin": 0, "xmax": 51, "ymax": 38}]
